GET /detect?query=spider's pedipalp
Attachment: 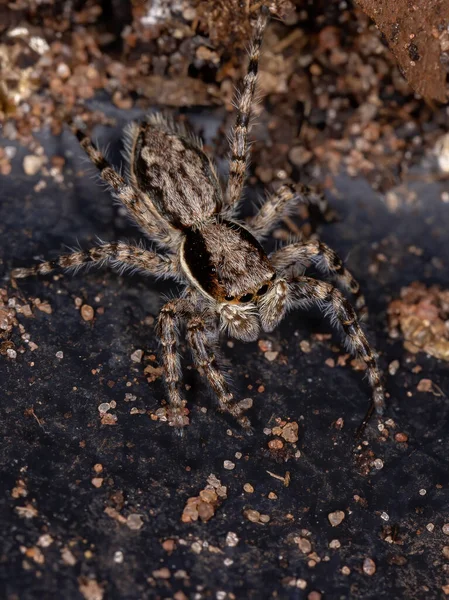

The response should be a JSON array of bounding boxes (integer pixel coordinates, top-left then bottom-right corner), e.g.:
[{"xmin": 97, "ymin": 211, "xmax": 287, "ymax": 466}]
[
  {"xmin": 11, "ymin": 242, "xmax": 176, "ymax": 280},
  {"xmin": 225, "ymin": 7, "xmax": 270, "ymax": 212},
  {"xmin": 270, "ymin": 239, "xmax": 367, "ymax": 317}
]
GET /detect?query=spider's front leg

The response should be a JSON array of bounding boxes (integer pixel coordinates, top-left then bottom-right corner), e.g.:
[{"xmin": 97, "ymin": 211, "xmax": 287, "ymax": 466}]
[
  {"xmin": 186, "ymin": 315, "xmax": 252, "ymax": 430},
  {"xmin": 270, "ymin": 239, "xmax": 367, "ymax": 317},
  {"xmin": 11, "ymin": 241, "xmax": 175, "ymax": 279},
  {"xmin": 225, "ymin": 7, "xmax": 270, "ymax": 213},
  {"xmin": 259, "ymin": 276, "xmax": 384, "ymax": 436},
  {"xmin": 247, "ymin": 183, "xmax": 334, "ymax": 239}
]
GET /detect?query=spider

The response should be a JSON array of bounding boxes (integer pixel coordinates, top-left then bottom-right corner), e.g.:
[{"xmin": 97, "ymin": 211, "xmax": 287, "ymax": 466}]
[{"xmin": 12, "ymin": 7, "xmax": 385, "ymax": 434}]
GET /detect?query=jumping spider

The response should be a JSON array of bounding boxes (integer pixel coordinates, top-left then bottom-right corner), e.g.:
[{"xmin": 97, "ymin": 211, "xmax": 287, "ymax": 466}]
[{"xmin": 12, "ymin": 7, "xmax": 385, "ymax": 433}]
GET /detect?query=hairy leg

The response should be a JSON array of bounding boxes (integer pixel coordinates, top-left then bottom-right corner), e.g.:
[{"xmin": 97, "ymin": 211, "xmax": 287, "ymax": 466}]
[
  {"xmin": 186, "ymin": 315, "xmax": 251, "ymax": 429},
  {"xmin": 270, "ymin": 239, "xmax": 367, "ymax": 316},
  {"xmin": 225, "ymin": 7, "xmax": 270, "ymax": 212},
  {"xmin": 11, "ymin": 241, "xmax": 176, "ymax": 279},
  {"xmin": 156, "ymin": 298, "xmax": 193, "ymax": 428},
  {"xmin": 248, "ymin": 183, "xmax": 333, "ymax": 238},
  {"xmin": 71, "ymin": 124, "xmax": 179, "ymax": 248},
  {"xmin": 259, "ymin": 276, "xmax": 384, "ymax": 434}
]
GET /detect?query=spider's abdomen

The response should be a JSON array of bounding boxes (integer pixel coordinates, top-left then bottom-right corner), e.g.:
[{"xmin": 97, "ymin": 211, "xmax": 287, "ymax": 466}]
[
  {"xmin": 181, "ymin": 220, "xmax": 275, "ymax": 302},
  {"xmin": 126, "ymin": 115, "xmax": 222, "ymax": 228}
]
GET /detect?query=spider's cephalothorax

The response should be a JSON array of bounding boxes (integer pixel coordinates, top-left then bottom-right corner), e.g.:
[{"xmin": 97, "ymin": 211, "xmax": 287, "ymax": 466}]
[{"xmin": 12, "ymin": 7, "xmax": 385, "ymax": 433}]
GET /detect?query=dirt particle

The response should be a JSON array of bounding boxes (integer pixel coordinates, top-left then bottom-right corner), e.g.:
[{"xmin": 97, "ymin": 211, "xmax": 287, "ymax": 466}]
[
  {"xmin": 244, "ymin": 509, "xmax": 261, "ymax": 523},
  {"xmin": 363, "ymin": 557, "xmax": 376, "ymax": 575},
  {"xmin": 23, "ymin": 155, "xmax": 44, "ymax": 176},
  {"xmin": 268, "ymin": 438, "xmax": 284, "ymax": 450},
  {"xmin": 328, "ymin": 510, "xmax": 345, "ymax": 527},
  {"xmin": 78, "ymin": 577, "xmax": 104, "ymax": 600},
  {"xmin": 225, "ymin": 532, "xmax": 239, "ymax": 547},
  {"xmin": 81, "ymin": 304, "xmax": 94, "ymax": 321},
  {"xmin": 130, "ymin": 349, "xmax": 144, "ymax": 363},
  {"xmin": 126, "ymin": 513, "xmax": 144, "ymax": 530},
  {"xmin": 297, "ymin": 537, "xmax": 312, "ymax": 553},
  {"xmin": 62, "ymin": 547, "xmax": 77, "ymax": 566},
  {"xmin": 243, "ymin": 483, "xmax": 254, "ymax": 493}
]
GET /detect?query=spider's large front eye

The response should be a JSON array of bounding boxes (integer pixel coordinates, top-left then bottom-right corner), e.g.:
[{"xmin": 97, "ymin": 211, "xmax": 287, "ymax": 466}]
[
  {"xmin": 239, "ymin": 293, "xmax": 254, "ymax": 303},
  {"xmin": 257, "ymin": 284, "xmax": 269, "ymax": 296},
  {"xmin": 225, "ymin": 295, "xmax": 235, "ymax": 302}
]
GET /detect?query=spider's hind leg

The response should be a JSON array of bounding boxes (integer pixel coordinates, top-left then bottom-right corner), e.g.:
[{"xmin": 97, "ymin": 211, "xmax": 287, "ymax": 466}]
[
  {"xmin": 68, "ymin": 120, "xmax": 179, "ymax": 249},
  {"xmin": 11, "ymin": 242, "xmax": 176, "ymax": 280},
  {"xmin": 156, "ymin": 298, "xmax": 193, "ymax": 428}
]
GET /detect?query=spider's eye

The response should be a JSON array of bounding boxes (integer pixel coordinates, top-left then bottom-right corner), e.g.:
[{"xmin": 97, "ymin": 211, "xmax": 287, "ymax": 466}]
[
  {"xmin": 225, "ymin": 295, "xmax": 235, "ymax": 301},
  {"xmin": 257, "ymin": 284, "xmax": 269, "ymax": 296},
  {"xmin": 239, "ymin": 293, "xmax": 253, "ymax": 303},
  {"xmin": 270, "ymin": 273, "xmax": 276, "ymax": 281}
]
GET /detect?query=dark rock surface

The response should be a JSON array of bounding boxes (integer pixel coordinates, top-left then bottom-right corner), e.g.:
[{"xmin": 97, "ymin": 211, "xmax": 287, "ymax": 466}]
[{"xmin": 1, "ymin": 106, "xmax": 449, "ymax": 600}]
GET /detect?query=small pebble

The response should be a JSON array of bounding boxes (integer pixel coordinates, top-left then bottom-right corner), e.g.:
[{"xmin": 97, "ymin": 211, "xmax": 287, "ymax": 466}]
[
  {"xmin": 442, "ymin": 546, "xmax": 449, "ymax": 559},
  {"xmin": 380, "ymin": 512, "xmax": 390, "ymax": 521},
  {"xmin": 443, "ymin": 523, "xmax": 449, "ymax": 535},
  {"xmin": 98, "ymin": 403, "xmax": 110, "ymax": 414},
  {"xmin": 130, "ymin": 349, "xmax": 144, "ymax": 363},
  {"xmin": 328, "ymin": 510, "xmax": 345, "ymax": 527},
  {"xmin": 23, "ymin": 155, "xmax": 44, "ymax": 176},
  {"xmin": 191, "ymin": 541, "xmax": 202, "ymax": 554},
  {"xmin": 91, "ymin": 478, "xmax": 103, "ymax": 488},
  {"xmin": 225, "ymin": 532, "xmax": 239, "ymax": 547},
  {"xmin": 300, "ymin": 340, "xmax": 311, "ymax": 353},
  {"xmin": 268, "ymin": 439, "xmax": 284, "ymax": 450},
  {"xmin": 388, "ymin": 360, "xmax": 400, "ymax": 375},
  {"xmin": 6, "ymin": 348, "xmax": 17, "ymax": 359},
  {"xmin": 419, "ymin": 488, "xmax": 427, "ymax": 496},
  {"xmin": 264, "ymin": 351, "xmax": 279, "ymax": 361},
  {"xmin": 373, "ymin": 458, "xmax": 384, "ymax": 470},
  {"xmin": 362, "ymin": 557, "xmax": 376, "ymax": 576},
  {"xmin": 426, "ymin": 523, "xmax": 434, "ymax": 532},
  {"xmin": 308, "ymin": 592, "xmax": 322, "ymax": 600},
  {"xmin": 395, "ymin": 432, "xmax": 408, "ymax": 443},
  {"xmin": 297, "ymin": 538, "xmax": 312, "ymax": 553},
  {"xmin": 243, "ymin": 483, "xmax": 254, "ymax": 493},
  {"xmin": 341, "ymin": 566, "xmax": 351, "ymax": 575},
  {"xmin": 223, "ymin": 460, "xmax": 235, "ymax": 470},
  {"xmin": 55, "ymin": 351, "xmax": 64, "ymax": 359},
  {"xmin": 259, "ymin": 514, "xmax": 270, "ymax": 523},
  {"xmin": 126, "ymin": 514, "xmax": 143, "ymax": 530},
  {"xmin": 245, "ymin": 509, "xmax": 261, "ymax": 523},
  {"xmin": 81, "ymin": 304, "xmax": 94, "ymax": 321},
  {"xmin": 113, "ymin": 550, "xmax": 124, "ymax": 563},
  {"xmin": 329, "ymin": 539, "xmax": 341, "ymax": 549}
]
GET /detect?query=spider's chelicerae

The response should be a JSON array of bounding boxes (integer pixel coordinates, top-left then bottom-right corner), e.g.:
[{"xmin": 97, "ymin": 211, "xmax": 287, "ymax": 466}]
[{"xmin": 13, "ymin": 7, "xmax": 385, "ymax": 433}]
